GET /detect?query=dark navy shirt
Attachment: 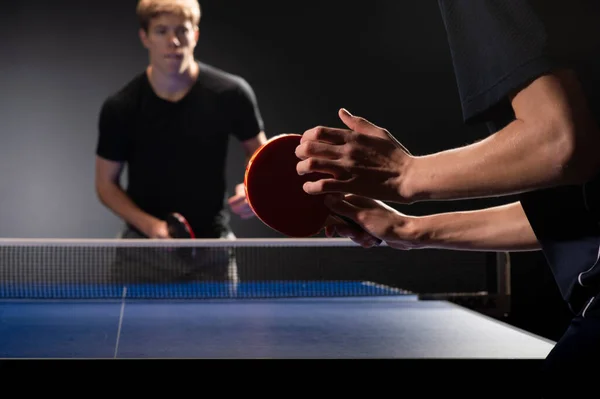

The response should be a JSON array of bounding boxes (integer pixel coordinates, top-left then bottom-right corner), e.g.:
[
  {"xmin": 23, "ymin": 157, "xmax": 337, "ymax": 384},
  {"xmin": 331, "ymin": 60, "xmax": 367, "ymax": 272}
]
[{"xmin": 437, "ymin": 0, "xmax": 600, "ymax": 313}]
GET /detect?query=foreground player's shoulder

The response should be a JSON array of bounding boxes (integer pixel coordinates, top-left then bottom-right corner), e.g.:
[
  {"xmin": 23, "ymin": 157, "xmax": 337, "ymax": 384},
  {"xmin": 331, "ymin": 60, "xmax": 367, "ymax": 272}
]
[
  {"xmin": 98, "ymin": 73, "xmax": 147, "ymax": 133},
  {"xmin": 438, "ymin": 0, "xmax": 600, "ymax": 124},
  {"xmin": 196, "ymin": 61, "xmax": 255, "ymax": 98},
  {"xmin": 101, "ymin": 72, "xmax": 146, "ymax": 114}
]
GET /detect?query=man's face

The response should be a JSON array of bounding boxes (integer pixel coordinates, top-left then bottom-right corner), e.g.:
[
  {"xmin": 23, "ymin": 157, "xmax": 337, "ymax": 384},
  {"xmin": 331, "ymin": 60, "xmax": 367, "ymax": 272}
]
[{"xmin": 139, "ymin": 13, "xmax": 199, "ymax": 76}]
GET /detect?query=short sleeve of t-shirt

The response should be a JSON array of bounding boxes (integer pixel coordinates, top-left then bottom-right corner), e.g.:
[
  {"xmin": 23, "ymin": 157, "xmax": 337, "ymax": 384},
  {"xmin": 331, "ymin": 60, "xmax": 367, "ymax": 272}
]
[
  {"xmin": 226, "ymin": 77, "xmax": 265, "ymax": 142},
  {"xmin": 437, "ymin": 0, "xmax": 598, "ymax": 125},
  {"xmin": 96, "ymin": 97, "xmax": 131, "ymax": 162}
]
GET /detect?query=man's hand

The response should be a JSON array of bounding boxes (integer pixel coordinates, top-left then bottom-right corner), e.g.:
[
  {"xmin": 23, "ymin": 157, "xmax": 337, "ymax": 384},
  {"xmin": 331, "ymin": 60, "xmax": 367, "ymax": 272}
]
[
  {"xmin": 228, "ymin": 183, "xmax": 255, "ymax": 219},
  {"xmin": 295, "ymin": 108, "xmax": 414, "ymax": 203},
  {"xmin": 324, "ymin": 194, "xmax": 427, "ymax": 250},
  {"xmin": 143, "ymin": 219, "xmax": 170, "ymax": 238}
]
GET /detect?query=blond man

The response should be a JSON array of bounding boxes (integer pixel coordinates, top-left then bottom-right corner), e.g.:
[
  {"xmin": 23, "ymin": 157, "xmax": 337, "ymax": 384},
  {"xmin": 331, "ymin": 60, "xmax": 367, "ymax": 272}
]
[{"xmin": 95, "ymin": 0, "xmax": 266, "ymax": 281}]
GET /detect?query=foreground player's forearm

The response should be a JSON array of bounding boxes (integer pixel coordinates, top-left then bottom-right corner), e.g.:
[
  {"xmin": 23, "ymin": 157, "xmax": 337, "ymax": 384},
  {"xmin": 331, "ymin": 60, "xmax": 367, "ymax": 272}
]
[
  {"xmin": 404, "ymin": 70, "xmax": 600, "ymax": 201},
  {"xmin": 416, "ymin": 201, "xmax": 540, "ymax": 252}
]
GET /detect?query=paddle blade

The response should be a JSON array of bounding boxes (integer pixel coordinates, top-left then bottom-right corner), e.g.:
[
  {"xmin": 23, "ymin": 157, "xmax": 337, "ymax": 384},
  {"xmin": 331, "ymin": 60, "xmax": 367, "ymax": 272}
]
[
  {"xmin": 245, "ymin": 134, "xmax": 331, "ymax": 237},
  {"xmin": 165, "ymin": 212, "xmax": 195, "ymax": 239}
]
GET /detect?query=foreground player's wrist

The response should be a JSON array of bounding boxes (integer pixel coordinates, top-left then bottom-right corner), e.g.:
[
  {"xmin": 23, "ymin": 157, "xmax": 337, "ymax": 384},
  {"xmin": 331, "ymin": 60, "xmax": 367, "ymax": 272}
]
[
  {"xmin": 394, "ymin": 156, "xmax": 422, "ymax": 204},
  {"xmin": 389, "ymin": 216, "xmax": 433, "ymax": 249},
  {"xmin": 134, "ymin": 215, "xmax": 162, "ymax": 238}
]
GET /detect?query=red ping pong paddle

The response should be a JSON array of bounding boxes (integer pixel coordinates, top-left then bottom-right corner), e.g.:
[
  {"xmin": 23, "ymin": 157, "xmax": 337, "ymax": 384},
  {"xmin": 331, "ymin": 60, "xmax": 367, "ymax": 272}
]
[
  {"xmin": 244, "ymin": 134, "xmax": 382, "ymax": 244},
  {"xmin": 165, "ymin": 212, "xmax": 196, "ymax": 260}
]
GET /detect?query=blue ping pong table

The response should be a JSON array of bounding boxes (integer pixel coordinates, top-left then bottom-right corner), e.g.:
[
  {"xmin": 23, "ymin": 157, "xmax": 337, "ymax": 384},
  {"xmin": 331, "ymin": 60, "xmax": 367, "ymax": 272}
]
[{"xmin": 0, "ymin": 281, "xmax": 555, "ymax": 359}]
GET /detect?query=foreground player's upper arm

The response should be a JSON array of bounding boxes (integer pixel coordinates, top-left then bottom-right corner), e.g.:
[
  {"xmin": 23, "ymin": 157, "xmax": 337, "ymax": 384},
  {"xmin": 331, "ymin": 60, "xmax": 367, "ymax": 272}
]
[{"xmin": 510, "ymin": 68, "xmax": 600, "ymax": 182}]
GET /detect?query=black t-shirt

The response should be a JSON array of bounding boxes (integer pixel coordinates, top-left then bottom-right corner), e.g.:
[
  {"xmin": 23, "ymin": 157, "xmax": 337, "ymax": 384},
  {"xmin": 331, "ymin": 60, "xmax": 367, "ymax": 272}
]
[
  {"xmin": 438, "ymin": 0, "xmax": 600, "ymax": 312},
  {"xmin": 96, "ymin": 61, "xmax": 264, "ymax": 238}
]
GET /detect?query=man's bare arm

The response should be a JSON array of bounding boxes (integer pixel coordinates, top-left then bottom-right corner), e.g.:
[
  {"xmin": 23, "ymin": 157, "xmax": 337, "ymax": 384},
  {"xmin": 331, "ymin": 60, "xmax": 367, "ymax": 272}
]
[
  {"xmin": 95, "ymin": 156, "xmax": 167, "ymax": 237},
  {"xmin": 325, "ymin": 196, "xmax": 540, "ymax": 252},
  {"xmin": 406, "ymin": 69, "xmax": 600, "ymax": 201},
  {"xmin": 417, "ymin": 201, "xmax": 540, "ymax": 252}
]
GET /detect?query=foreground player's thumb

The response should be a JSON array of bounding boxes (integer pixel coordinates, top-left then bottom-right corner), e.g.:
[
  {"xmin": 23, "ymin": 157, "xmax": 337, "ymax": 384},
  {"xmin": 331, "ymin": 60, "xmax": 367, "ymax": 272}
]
[
  {"xmin": 339, "ymin": 108, "xmax": 412, "ymax": 155},
  {"xmin": 338, "ymin": 108, "xmax": 384, "ymax": 139}
]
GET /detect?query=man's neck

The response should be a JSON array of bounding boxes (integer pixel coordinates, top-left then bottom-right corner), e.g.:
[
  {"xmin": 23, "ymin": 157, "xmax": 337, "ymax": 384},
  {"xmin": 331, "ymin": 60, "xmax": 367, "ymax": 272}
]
[{"xmin": 147, "ymin": 61, "xmax": 199, "ymax": 102}]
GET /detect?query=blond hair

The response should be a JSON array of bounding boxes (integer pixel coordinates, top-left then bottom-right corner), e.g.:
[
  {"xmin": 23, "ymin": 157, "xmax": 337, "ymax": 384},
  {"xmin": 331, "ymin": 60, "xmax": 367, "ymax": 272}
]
[{"xmin": 136, "ymin": 0, "xmax": 202, "ymax": 31}]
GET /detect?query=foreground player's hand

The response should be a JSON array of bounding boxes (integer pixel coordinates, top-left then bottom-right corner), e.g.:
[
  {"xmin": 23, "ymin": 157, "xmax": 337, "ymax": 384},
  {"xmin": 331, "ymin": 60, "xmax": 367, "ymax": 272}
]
[
  {"xmin": 228, "ymin": 183, "xmax": 255, "ymax": 219},
  {"xmin": 145, "ymin": 219, "xmax": 170, "ymax": 238},
  {"xmin": 324, "ymin": 194, "xmax": 427, "ymax": 250},
  {"xmin": 296, "ymin": 108, "xmax": 414, "ymax": 203}
]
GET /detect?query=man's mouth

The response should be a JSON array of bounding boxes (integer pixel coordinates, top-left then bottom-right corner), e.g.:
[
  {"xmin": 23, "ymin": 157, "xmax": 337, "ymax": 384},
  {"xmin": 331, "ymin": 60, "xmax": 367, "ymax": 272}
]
[{"xmin": 165, "ymin": 54, "xmax": 183, "ymax": 60}]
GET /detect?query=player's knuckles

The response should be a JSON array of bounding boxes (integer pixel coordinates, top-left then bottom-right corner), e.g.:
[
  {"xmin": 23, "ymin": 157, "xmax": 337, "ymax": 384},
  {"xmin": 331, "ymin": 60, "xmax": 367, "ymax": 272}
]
[
  {"xmin": 341, "ymin": 141, "xmax": 366, "ymax": 163},
  {"xmin": 299, "ymin": 157, "xmax": 317, "ymax": 173},
  {"xmin": 307, "ymin": 157, "xmax": 333, "ymax": 172},
  {"xmin": 355, "ymin": 212, "xmax": 372, "ymax": 227},
  {"xmin": 308, "ymin": 126, "xmax": 328, "ymax": 141},
  {"xmin": 356, "ymin": 214, "xmax": 387, "ymax": 236},
  {"xmin": 338, "ymin": 142, "xmax": 352, "ymax": 158},
  {"xmin": 344, "ymin": 130, "xmax": 361, "ymax": 145},
  {"xmin": 301, "ymin": 127, "xmax": 316, "ymax": 140},
  {"xmin": 301, "ymin": 157, "xmax": 334, "ymax": 174},
  {"xmin": 296, "ymin": 141, "xmax": 326, "ymax": 158},
  {"xmin": 303, "ymin": 141, "xmax": 324, "ymax": 156}
]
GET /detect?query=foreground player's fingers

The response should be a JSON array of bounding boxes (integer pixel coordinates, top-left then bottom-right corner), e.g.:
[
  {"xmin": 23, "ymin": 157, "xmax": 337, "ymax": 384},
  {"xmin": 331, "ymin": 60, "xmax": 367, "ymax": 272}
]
[
  {"xmin": 296, "ymin": 158, "xmax": 350, "ymax": 180},
  {"xmin": 300, "ymin": 126, "xmax": 350, "ymax": 145}
]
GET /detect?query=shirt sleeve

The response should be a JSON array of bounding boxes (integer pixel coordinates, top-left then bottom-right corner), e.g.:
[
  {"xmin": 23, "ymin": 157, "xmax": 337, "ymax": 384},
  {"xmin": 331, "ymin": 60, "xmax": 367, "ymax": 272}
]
[
  {"xmin": 227, "ymin": 77, "xmax": 265, "ymax": 142},
  {"xmin": 437, "ymin": 0, "xmax": 588, "ymax": 124},
  {"xmin": 95, "ymin": 97, "xmax": 131, "ymax": 162}
]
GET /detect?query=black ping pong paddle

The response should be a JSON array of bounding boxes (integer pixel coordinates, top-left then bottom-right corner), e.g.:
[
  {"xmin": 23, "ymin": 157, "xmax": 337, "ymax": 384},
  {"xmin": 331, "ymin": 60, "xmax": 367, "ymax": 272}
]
[
  {"xmin": 165, "ymin": 212, "xmax": 196, "ymax": 261},
  {"xmin": 244, "ymin": 133, "xmax": 382, "ymax": 244}
]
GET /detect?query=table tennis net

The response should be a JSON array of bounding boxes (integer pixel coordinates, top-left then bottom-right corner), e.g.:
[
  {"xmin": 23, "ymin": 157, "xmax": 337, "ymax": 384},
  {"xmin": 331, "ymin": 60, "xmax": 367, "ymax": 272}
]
[
  {"xmin": 0, "ymin": 238, "xmax": 490, "ymax": 300},
  {"xmin": 0, "ymin": 238, "xmax": 405, "ymax": 299}
]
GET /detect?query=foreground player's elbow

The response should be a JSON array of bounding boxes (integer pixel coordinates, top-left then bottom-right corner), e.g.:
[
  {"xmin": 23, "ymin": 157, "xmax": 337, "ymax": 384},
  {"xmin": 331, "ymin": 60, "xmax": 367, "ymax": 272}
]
[
  {"xmin": 94, "ymin": 181, "xmax": 108, "ymax": 203},
  {"xmin": 95, "ymin": 180, "xmax": 116, "ymax": 205},
  {"xmin": 551, "ymin": 120, "xmax": 600, "ymax": 185},
  {"xmin": 514, "ymin": 69, "xmax": 600, "ymax": 186}
]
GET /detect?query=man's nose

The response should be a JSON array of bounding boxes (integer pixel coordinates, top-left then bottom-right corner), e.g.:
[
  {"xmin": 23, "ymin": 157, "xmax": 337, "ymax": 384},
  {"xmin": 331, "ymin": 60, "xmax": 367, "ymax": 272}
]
[{"xmin": 168, "ymin": 34, "xmax": 181, "ymax": 46}]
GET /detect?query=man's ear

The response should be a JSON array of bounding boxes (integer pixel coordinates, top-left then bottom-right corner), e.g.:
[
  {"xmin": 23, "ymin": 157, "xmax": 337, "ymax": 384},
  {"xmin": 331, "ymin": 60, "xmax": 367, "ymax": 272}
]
[{"xmin": 139, "ymin": 28, "xmax": 150, "ymax": 48}]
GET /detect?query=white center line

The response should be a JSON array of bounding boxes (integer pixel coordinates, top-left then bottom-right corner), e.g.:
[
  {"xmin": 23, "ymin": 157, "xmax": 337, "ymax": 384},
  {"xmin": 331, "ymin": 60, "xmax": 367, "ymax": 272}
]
[{"xmin": 113, "ymin": 286, "xmax": 127, "ymax": 359}]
